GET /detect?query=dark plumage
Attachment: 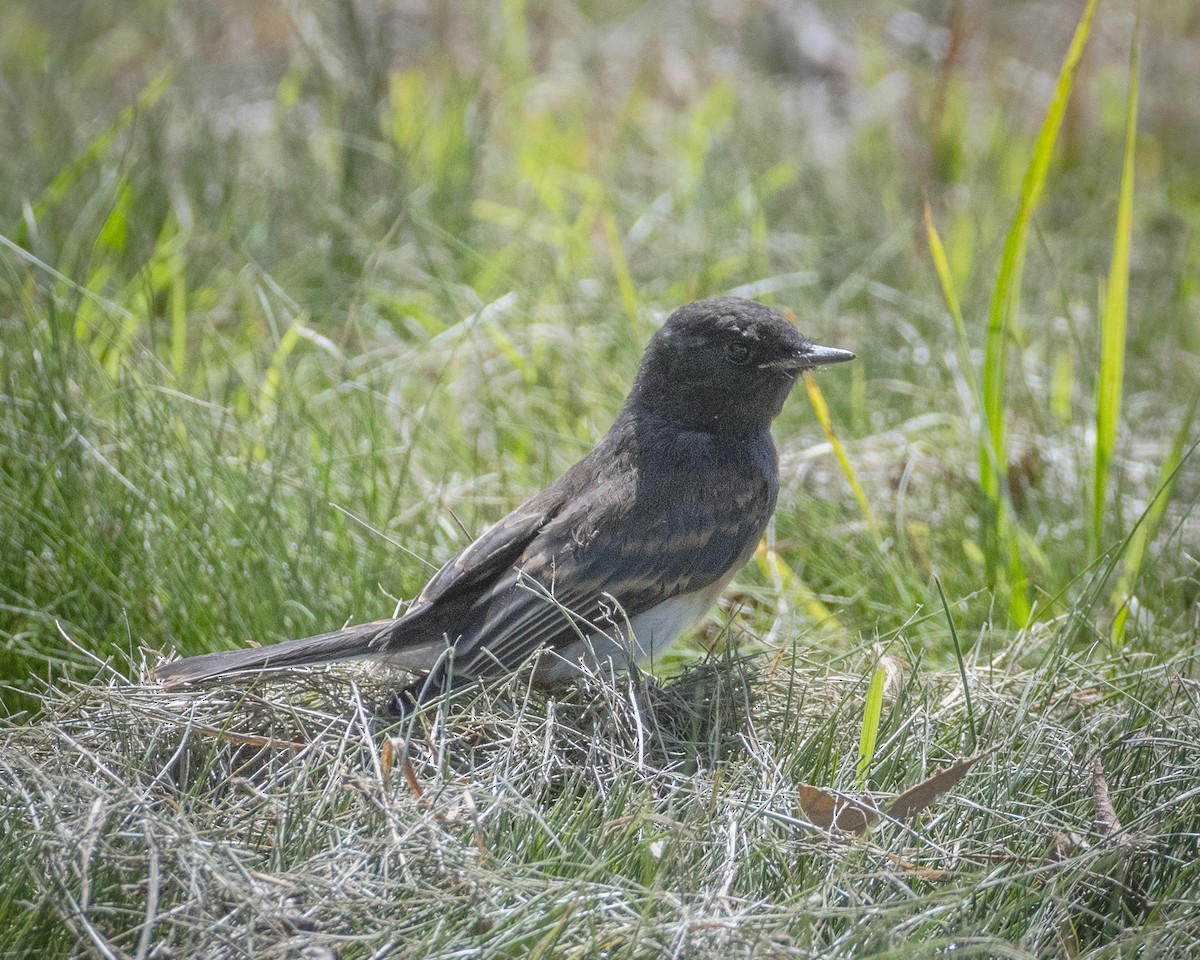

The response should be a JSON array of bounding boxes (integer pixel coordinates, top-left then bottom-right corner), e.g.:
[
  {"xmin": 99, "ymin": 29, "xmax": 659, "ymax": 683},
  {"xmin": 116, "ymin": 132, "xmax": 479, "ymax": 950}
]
[{"xmin": 153, "ymin": 297, "xmax": 854, "ymax": 696}]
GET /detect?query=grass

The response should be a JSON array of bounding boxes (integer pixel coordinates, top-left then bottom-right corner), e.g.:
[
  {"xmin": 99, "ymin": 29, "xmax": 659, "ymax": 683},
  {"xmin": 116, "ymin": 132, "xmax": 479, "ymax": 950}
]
[
  {"xmin": 975, "ymin": 0, "xmax": 1099, "ymax": 627},
  {"xmin": 4, "ymin": 642, "xmax": 1199, "ymax": 957},
  {"xmin": 2, "ymin": 0, "xmax": 1199, "ymax": 956}
]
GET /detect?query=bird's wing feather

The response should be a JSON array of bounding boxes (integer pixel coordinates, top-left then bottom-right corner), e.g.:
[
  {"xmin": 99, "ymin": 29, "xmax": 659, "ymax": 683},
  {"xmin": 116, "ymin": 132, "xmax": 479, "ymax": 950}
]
[
  {"xmin": 412, "ymin": 500, "xmax": 557, "ymax": 610},
  {"xmin": 416, "ymin": 464, "xmax": 771, "ymax": 680}
]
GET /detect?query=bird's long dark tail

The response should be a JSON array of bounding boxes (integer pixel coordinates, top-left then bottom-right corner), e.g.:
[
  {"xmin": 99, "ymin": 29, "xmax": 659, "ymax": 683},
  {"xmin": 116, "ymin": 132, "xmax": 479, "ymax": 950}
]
[{"xmin": 152, "ymin": 620, "xmax": 394, "ymax": 688}]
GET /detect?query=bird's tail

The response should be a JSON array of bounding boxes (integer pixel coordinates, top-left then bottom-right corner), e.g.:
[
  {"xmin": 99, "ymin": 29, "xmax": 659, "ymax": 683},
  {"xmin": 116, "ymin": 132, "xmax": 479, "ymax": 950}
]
[{"xmin": 152, "ymin": 620, "xmax": 395, "ymax": 688}]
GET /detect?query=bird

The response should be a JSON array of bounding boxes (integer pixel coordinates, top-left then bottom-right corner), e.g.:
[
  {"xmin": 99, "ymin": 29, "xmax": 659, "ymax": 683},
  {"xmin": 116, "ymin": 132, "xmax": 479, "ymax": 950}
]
[{"xmin": 153, "ymin": 297, "xmax": 854, "ymax": 701}]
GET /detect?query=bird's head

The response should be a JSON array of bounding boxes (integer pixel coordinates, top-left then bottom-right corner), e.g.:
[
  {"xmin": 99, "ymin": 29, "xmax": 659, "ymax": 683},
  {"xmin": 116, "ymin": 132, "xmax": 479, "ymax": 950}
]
[{"xmin": 629, "ymin": 297, "xmax": 854, "ymax": 435}]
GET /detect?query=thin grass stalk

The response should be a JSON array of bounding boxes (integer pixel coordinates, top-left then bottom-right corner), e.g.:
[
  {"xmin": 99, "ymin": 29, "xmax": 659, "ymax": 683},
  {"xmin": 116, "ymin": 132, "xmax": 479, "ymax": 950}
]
[{"xmin": 1112, "ymin": 411, "xmax": 1198, "ymax": 645}]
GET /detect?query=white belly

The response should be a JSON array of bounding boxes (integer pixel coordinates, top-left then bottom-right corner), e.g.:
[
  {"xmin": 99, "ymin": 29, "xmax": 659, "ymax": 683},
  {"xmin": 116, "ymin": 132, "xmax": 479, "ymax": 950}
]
[{"xmin": 537, "ymin": 579, "xmax": 728, "ymax": 683}]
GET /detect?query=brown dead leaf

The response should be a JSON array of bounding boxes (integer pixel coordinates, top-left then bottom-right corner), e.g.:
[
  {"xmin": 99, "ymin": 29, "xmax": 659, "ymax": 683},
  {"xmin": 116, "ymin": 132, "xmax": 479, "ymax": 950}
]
[
  {"xmin": 1007, "ymin": 449, "xmax": 1045, "ymax": 512},
  {"xmin": 1048, "ymin": 830, "xmax": 1082, "ymax": 863},
  {"xmin": 379, "ymin": 736, "xmax": 424, "ymax": 799},
  {"xmin": 1091, "ymin": 755, "xmax": 1121, "ymax": 835},
  {"xmin": 379, "ymin": 737, "xmax": 396, "ymax": 781},
  {"xmin": 196, "ymin": 726, "xmax": 307, "ymax": 751},
  {"xmin": 881, "ymin": 851, "xmax": 951, "ymax": 880},
  {"xmin": 798, "ymin": 784, "xmax": 879, "ymax": 835},
  {"xmin": 1057, "ymin": 920, "xmax": 1081, "ymax": 960},
  {"xmin": 885, "ymin": 748, "xmax": 995, "ymax": 821},
  {"xmin": 402, "ymin": 756, "xmax": 424, "ymax": 800},
  {"xmin": 796, "ymin": 749, "xmax": 992, "ymax": 836},
  {"xmin": 1067, "ymin": 687, "xmax": 1102, "ymax": 709}
]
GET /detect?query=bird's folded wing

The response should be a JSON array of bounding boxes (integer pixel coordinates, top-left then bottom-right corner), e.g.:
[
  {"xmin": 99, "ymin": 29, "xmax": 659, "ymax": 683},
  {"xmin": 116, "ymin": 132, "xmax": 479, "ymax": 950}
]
[
  {"xmin": 404, "ymin": 479, "xmax": 762, "ymax": 680},
  {"xmin": 411, "ymin": 501, "xmax": 557, "ymax": 610}
]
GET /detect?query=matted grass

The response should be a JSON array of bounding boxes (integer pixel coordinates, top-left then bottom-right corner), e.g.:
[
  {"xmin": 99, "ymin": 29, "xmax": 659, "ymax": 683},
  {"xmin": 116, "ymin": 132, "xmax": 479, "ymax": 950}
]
[{"xmin": 3, "ymin": 637, "xmax": 1198, "ymax": 957}]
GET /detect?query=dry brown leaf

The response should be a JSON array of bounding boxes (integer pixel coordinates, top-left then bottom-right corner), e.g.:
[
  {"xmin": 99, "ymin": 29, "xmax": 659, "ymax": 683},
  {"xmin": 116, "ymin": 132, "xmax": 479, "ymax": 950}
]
[
  {"xmin": 379, "ymin": 736, "xmax": 426, "ymax": 799},
  {"xmin": 798, "ymin": 784, "xmax": 879, "ymax": 835},
  {"xmin": 881, "ymin": 851, "xmax": 951, "ymax": 880},
  {"xmin": 201, "ymin": 727, "xmax": 308, "ymax": 751},
  {"xmin": 1057, "ymin": 920, "xmax": 1081, "ymax": 960},
  {"xmin": 1067, "ymin": 687, "xmax": 1103, "ymax": 709},
  {"xmin": 379, "ymin": 736, "xmax": 395, "ymax": 781},
  {"xmin": 402, "ymin": 756, "xmax": 424, "ymax": 799},
  {"xmin": 1048, "ymin": 830, "xmax": 1082, "ymax": 862},
  {"xmin": 885, "ymin": 748, "xmax": 995, "ymax": 821},
  {"xmin": 797, "ymin": 749, "xmax": 992, "ymax": 835},
  {"xmin": 1091, "ymin": 755, "xmax": 1121, "ymax": 835}
]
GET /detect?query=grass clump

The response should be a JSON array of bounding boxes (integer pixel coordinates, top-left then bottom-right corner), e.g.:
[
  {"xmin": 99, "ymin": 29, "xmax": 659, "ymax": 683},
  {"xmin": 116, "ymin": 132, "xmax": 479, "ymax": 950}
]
[{"xmin": 3, "ymin": 640, "xmax": 1198, "ymax": 957}]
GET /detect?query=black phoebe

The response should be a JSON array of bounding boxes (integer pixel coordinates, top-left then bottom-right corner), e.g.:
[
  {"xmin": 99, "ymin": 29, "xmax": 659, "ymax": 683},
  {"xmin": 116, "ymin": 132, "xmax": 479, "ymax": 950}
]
[{"xmin": 153, "ymin": 297, "xmax": 854, "ymax": 696}]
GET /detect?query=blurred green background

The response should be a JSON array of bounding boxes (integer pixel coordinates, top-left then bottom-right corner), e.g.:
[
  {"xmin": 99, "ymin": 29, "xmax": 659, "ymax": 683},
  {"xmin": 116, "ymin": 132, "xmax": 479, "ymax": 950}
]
[{"xmin": 1, "ymin": 0, "xmax": 1197, "ymax": 715}]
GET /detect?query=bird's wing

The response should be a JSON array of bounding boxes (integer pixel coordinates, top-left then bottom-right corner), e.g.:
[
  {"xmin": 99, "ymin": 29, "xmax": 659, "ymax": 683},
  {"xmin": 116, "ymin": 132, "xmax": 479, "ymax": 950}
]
[
  {"xmin": 421, "ymin": 467, "xmax": 771, "ymax": 680},
  {"xmin": 411, "ymin": 499, "xmax": 559, "ymax": 610}
]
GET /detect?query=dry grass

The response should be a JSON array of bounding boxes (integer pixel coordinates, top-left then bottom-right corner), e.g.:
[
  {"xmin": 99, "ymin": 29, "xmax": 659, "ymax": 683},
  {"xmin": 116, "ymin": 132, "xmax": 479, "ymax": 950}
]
[{"xmin": 4, "ymin": 636, "xmax": 1198, "ymax": 958}]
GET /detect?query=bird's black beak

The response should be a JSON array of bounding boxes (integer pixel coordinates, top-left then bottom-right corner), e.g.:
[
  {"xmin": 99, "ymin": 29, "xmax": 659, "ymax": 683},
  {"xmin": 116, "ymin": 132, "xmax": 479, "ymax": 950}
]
[
  {"xmin": 763, "ymin": 343, "xmax": 856, "ymax": 372},
  {"xmin": 800, "ymin": 343, "xmax": 856, "ymax": 368}
]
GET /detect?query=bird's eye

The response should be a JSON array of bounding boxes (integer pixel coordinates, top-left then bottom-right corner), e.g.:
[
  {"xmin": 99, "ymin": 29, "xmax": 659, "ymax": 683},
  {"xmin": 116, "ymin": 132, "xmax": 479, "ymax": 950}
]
[{"xmin": 726, "ymin": 342, "xmax": 751, "ymax": 366}]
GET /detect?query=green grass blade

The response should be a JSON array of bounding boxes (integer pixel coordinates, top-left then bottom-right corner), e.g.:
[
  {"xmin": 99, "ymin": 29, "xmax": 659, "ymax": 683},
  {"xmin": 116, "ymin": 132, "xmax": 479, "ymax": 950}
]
[
  {"xmin": 977, "ymin": 0, "xmax": 1100, "ymax": 622},
  {"xmin": 924, "ymin": 201, "xmax": 975, "ymax": 397},
  {"xmin": 1093, "ymin": 23, "xmax": 1140, "ymax": 553},
  {"xmin": 855, "ymin": 662, "xmax": 887, "ymax": 790},
  {"xmin": 980, "ymin": 0, "xmax": 1100, "ymax": 504},
  {"xmin": 935, "ymin": 575, "xmax": 977, "ymax": 751}
]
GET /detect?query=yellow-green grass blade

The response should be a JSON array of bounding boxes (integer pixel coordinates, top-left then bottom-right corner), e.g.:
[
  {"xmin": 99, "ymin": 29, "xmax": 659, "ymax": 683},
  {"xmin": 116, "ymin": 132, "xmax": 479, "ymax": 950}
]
[
  {"xmin": 926, "ymin": 203, "xmax": 1028, "ymax": 618},
  {"xmin": 1093, "ymin": 23, "xmax": 1140, "ymax": 553},
  {"xmin": 976, "ymin": 0, "xmax": 1100, "ymax": 621},
  {"xmin": 979, "ymin": 0, "xmax": 1100, "ymax": 505},
  {"xmin": 856, "ymin": 662, "xmax": 887, "ymax": 790},
  {"xmin": 925, "ymin": 200, "xmax": 986, "ymax": 430},
  {"xmin": 804, "ymin": 372, "xmax": 880, "ymax": 544}
]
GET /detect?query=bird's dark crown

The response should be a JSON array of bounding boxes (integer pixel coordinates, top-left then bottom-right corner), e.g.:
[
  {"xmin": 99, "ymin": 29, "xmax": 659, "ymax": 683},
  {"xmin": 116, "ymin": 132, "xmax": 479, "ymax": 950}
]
[{"xmin": 625, "ymin": 297, "xmax": 851, "ymax": 436}]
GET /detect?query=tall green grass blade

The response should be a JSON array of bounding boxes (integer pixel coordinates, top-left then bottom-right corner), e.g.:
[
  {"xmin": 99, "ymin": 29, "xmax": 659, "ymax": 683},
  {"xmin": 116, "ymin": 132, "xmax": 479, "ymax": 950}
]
[
  {"xmin": 978, "ymin": 0, "xmax": 1100, "ymax": 621},
  {"xmin": 924, "ymin": 202, "xmax": 975, "ymax": 397},
  {"xmin": 981, "ymin": 0, "xmax": 1100, "ymax": 501},
  {"xmin": 1006, "ymin": 522, "xmax": 1030, "ymax": 625},
  {"xmin": 1093, "ymin": 23, "xmax": 1140, "ymax": 553},
  {"xmin": 926, "ymin": 205, "xmax": 1026, "ymax": 620}
]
